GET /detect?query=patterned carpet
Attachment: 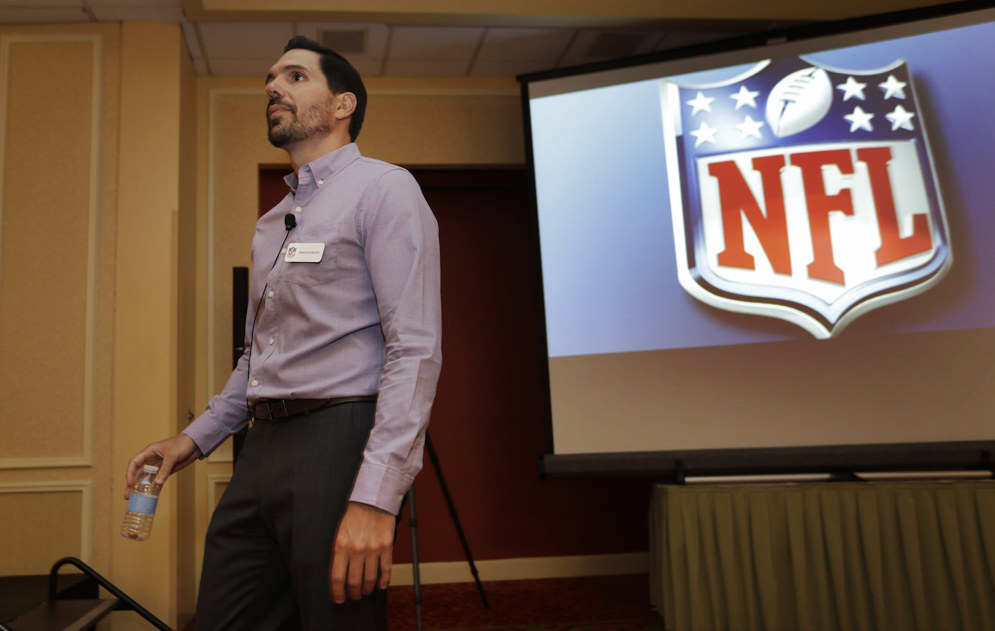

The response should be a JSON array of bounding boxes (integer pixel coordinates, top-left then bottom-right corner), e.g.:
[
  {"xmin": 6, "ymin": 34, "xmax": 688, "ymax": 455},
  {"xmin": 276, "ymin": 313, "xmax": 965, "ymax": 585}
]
[{"xmin": 387, "ymin": 574, "xmax": 663, "ymax": 631}]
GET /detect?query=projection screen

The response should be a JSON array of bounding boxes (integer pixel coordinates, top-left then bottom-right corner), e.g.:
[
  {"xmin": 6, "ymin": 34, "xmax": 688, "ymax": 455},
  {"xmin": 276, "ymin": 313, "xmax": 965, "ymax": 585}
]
[{"xmin": 520, "ymin": 2, "xmax": 995, "ymax": 476}]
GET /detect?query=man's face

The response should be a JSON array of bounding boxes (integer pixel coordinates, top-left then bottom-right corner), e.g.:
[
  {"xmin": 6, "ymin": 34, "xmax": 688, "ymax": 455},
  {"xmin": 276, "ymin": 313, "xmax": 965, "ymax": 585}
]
[{"xmin": 265, "ymin": 49, "xmax": 335, "ymax": 148}]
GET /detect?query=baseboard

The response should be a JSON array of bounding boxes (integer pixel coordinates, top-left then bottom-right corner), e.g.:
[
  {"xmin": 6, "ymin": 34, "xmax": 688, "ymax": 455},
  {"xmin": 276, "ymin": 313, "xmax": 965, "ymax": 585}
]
[{"xmin": 391, "ymin": 552, "xmax": 649, "ymax": 586}]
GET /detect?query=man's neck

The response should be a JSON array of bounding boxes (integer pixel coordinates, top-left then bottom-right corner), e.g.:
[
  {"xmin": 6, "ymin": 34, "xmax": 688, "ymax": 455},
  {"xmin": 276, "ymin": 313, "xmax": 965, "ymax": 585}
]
[{"xmin": 287, "ymin": 133, "xmax": 351, "ymax": 173}]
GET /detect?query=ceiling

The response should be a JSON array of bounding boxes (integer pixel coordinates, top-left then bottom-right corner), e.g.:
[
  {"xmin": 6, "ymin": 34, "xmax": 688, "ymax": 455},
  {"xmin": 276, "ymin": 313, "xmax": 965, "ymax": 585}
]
[{"xmin": 0, "ymin": 0, "xmax": 958, "ymax": 79}]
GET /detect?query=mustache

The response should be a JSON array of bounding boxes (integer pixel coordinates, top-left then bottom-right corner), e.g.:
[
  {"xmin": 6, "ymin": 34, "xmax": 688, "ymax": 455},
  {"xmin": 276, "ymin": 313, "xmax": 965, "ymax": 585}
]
[{"xmin": 267, "ymin": 98, "xmax": 295, "ymax": 113}]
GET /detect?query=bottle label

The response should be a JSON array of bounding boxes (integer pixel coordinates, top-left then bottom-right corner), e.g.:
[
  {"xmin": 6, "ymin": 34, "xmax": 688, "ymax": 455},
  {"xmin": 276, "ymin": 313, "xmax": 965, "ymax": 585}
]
[{"xmin": 127, "ymin": 492, "xmax": 158, "ymax": 515}]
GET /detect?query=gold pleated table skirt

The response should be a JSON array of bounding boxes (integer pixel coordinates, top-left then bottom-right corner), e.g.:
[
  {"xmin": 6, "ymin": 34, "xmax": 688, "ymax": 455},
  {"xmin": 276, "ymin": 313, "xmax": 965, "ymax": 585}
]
[{"xmin": 650, "ymin": 481, "xmax": 995, "ymax": 631}]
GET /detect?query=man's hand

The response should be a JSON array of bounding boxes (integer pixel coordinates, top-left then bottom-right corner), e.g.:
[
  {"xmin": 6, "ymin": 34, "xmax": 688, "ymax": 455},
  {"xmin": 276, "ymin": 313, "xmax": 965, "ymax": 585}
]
[
  {"xmin": 329, "ymin": 502, "xmax": 396, "ymax": 603},
  {"xmin": 124, "ymin": 434, "xmax": 201, "ymax": 498}
]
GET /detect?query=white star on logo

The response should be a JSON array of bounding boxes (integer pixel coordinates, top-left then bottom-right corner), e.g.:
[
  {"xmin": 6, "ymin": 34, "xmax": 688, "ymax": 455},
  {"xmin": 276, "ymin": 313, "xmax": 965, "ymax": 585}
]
[
  {"xmin": 730, "ymin": 85, "xmax": 759, "ymax": 110},
  {"xmin": 836, "ymin": 76, "xmax": 867, "ymax": 101},
  {"xmin": 886, "ymin": 105, "xmax": 916, "ymax": 131},
  {"xmin": 686, "ymin": 91, "xmax": 714, "ymax": 115},
  {"xmin": 689, "ymin": 121, "xmax": 718, "ymax": 147},
  {"xmin": 844, "ymin": 106, "xmax": 874, "ymax": 132},
  {"xmin": 736, "ymin": 115, "xmax": 764, "ymax": 139},
  {"xmin": 879, "ymin": 75, "xmax": 907, "ymax": 100}
]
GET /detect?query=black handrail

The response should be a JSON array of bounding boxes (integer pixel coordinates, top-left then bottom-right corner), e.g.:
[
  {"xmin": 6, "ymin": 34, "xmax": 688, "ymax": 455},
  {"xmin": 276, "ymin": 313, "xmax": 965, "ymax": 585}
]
[{"xmin": 48, "ymin": 557, "xmax": 173, "ymax": 630}]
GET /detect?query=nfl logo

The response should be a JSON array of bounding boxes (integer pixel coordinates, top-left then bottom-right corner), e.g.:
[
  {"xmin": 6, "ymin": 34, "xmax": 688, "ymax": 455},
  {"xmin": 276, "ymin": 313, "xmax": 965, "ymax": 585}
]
[{"xmin": 661, "ymin": 57, "xmax": 952, "ymax": 339}]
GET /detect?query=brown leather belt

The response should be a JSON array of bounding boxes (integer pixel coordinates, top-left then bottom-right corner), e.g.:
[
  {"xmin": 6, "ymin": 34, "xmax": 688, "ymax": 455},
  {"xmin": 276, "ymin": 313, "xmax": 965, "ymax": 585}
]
[{"xmin": 253, "ymin": 395, "xmax": 377, "ymax": 422}]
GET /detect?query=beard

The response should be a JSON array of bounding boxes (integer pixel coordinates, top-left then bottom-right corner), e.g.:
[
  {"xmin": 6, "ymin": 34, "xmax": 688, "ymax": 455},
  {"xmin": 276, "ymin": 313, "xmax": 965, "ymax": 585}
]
[{"xmin": 267, "ymin": 96, "xmax": 334, "ymax": 148}]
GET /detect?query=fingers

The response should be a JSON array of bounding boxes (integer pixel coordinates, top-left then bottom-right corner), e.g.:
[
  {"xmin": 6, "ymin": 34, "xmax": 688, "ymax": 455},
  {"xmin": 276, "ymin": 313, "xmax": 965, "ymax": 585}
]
[
  {"xmin": 378, "ymin": 551, "xmax": 392, "ymax": 591},
  {"xmin": 329, "ymin": 550, "xmax": 347, "ymax": 604},
  {"xmin": 124, "ymin": 448, "xmax": 162, "ymax": 499},
  {"xmin": 123, "ymin": 434, "xmax": 201, "ymax": 499},
  {"xmin": 330, "ymin": 542, "xmax": 390, "ymax": 603},
  {"xmin": 155, "ymin": 450, "xmax": 178, "ymax": 486},
  {"xmin": 329, "ymin": 502, "xmax": 396, "ymax": 603},
  {"xmin": 348, "ymin": 550, "xmax": 377, "ymax": 601}
]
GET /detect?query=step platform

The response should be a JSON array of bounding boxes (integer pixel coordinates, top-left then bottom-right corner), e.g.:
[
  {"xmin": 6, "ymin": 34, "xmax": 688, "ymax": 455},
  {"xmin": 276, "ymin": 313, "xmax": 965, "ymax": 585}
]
[{"xmin": 1, "ymin": 573, "xmax": 120, "ymax": 631}]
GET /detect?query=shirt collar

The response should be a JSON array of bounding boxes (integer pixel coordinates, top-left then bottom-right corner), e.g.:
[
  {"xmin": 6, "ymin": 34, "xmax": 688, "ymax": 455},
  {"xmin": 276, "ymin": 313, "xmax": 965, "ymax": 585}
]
[{"xmin": 283, "ymin": 143, "xmax": 362, "ymax": 198}]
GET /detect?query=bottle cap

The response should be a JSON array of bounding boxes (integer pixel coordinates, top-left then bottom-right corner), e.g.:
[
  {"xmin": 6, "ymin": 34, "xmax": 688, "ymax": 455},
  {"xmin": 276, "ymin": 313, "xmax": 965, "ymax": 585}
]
[{"xmin": 143, "ymin": 464, "xmax": 160, "ymax": 474}]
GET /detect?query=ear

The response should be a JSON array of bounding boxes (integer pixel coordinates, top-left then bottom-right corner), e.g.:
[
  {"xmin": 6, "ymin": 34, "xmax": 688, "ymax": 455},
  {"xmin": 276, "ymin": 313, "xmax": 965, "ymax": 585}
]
[{"xmin": 335, "ymin": 92, "xmax": 357, "ymax": 120}]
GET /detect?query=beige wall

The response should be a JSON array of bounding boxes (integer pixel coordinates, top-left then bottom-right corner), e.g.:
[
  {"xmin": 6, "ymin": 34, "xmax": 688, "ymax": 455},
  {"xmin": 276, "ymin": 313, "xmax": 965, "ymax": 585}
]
[
  {"xmin": 0, "ymin": 21, "xmax": 120, "ymax": 585},
  {"xmin": 0, "ymin": 22, "xmax": 200, "ymax": 630}
]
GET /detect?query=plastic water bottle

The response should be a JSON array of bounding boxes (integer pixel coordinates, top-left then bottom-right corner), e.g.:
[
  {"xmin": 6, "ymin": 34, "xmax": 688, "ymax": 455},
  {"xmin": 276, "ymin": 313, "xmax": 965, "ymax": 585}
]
[{"xmin": 121, "ymin": 464, "xmax": 161, "ymax": 541}]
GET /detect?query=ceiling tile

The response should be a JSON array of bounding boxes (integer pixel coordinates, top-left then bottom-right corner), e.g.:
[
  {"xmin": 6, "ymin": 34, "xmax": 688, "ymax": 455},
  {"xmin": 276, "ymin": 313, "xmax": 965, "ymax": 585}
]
[
  {"xmin": 383, "ymin": 59, "xmax": 471, "ymax": 78},
  {"xmin": 3, "ymin": 0, "xmax": 81, "ymax": 7},
  {"xmin": 197, "ymin": 22, "xmax": 295, "ymax": 60},
  {"xmin": 470, "ymin": 60, "xmax": 557, "ymax": 78},
  {"xmin": 90, "ymin": 6, "xmax": 185, "ymax": 21},
  {"xmin": 192, "ymin": 57, "xmax": 211, "ymax": 75},
  {"xmin": 86, "ymin": 0, "xmax": 177, "ymax": 6},
  {"xmin": 0, "ymin": 8, "xmax": 89, "ymax": 24},
  {"xmin": 389, "ymin": 26, "xmax": 484, "ymax": 62},
  {"xmin": 348, "ymin": 59, "xmax": 385, "ymax": 78},
  {"xmin": 296, "ymin": 23, "xmax": 390, "ymax": 63},
  {"xmin": 477, "ymin": 28, "xmax": 576, "ymax": 62},
  {"xmin": 207, "ymin": 58, "xmax": 272, "ymax": 77},
  {"xmin": 560, "ymin": 30, "xmax": 660, "ymax": 65},
  {"xmin": 0, "ymin": 0, "xmax": 762, "ymax": 79}
]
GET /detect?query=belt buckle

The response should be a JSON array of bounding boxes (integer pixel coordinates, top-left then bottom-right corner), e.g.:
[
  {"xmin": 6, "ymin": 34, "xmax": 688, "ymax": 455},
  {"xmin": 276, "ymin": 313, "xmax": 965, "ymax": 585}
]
[
  {"xmin": 264, "ymin": 399, "xmax": 291, "ymax": 422},
  {"xmin": 259, "ymin": 400, "xmax": 287, "ymax": 422}
]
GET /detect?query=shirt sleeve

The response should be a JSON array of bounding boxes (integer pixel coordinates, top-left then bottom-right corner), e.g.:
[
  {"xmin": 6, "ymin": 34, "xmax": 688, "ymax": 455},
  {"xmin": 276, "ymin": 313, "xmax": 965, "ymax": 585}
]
[
  {"xmin": 347, "ymin": 167, "xmax": 443, "ymax": 514},
  {"xmin": 182, "ymin": 349, "xmax": 252, "ymax": 457}
]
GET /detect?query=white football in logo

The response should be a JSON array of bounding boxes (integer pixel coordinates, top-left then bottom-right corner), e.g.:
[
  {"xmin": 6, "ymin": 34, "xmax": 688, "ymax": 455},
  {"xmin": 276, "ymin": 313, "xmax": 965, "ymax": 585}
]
[{"xmin": 765, "ymin": 67, "xmax": 833, "ymax": 137}]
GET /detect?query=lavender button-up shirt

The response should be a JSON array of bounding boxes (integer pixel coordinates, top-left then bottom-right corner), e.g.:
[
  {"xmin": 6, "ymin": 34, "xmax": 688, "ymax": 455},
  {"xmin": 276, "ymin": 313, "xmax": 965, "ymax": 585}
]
[{"xmin": 184, "ymin": 143, "xmax": 442, "ymax": 514}]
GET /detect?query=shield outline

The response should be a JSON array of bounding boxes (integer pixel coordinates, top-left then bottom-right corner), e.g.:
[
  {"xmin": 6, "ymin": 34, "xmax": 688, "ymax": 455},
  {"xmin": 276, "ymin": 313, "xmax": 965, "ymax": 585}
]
[{"xmin": 660, "ymin": 58, "xmax": 952, "ymax": 339}]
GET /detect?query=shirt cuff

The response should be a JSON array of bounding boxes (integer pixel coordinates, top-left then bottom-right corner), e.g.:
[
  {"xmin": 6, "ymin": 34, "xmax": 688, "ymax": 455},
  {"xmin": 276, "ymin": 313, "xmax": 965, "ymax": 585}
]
[
  {"xmin": 349, "ymin": 462, "xmax": 412, "ymax": 515},
  {"xmin": 181, "ymin": 425, "xmax": 222, "ymax": 459}
]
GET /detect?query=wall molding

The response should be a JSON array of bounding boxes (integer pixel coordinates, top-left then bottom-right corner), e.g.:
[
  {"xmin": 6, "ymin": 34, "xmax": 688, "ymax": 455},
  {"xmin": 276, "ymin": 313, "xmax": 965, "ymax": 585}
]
[
  {"xmin": 392, "ymin": 551, "xmax": 649, "ymax": 586},
  {"xmin": 0, "ymin": 481, "xmax": 95, "ymax": 565},
  {"xmin": 204, "ymin": 88, "xmax": 260, "ymax": 466},
  {"xmin": 206, "ymin": 473, "xmax": 231, "ymax": 509},
  {"xmin": 0, "ymin": 34, "xmax": 103, "ymax": 470}
]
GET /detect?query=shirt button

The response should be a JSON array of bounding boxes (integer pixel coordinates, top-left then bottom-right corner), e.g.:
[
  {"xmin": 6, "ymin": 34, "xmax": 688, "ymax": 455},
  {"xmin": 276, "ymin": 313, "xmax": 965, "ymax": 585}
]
[
  {"xmin": 251, "ymin": 379, "xmax": 259, "ymax": 387},
  {"xmin": 318, "ymin": 179, "xmax": 324, "ymax": 186},
  {"xmin": 295, "ymin": 206, "xmax": 302, "ymax": 213},
  {"xmin": 267, "ymin": 290, "xmax": 275, "ymax": 299},
  {"xmin": 269, "ymin": 338, "xmax": 275, "ymax": 345}
]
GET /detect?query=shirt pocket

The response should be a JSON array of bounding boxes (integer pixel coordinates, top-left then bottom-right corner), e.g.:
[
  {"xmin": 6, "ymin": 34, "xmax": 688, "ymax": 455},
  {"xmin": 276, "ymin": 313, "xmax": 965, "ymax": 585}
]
[{"xmin": 281, "ymin": 226, "xmax": 341, "ymax": 287}]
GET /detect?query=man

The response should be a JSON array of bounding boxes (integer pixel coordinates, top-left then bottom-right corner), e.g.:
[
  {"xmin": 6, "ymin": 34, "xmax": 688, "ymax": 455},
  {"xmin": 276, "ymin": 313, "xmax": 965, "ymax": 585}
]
[{"xmin": 124, "ymin": 36, "xmax": 442, "ymax": 630}]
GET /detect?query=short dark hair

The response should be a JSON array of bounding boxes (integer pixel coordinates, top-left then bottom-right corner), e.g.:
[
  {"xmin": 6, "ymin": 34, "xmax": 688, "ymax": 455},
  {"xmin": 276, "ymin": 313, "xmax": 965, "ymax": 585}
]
[{"xmin": 283, "ymin": 36, "xmax": 367, "ymax": 142}]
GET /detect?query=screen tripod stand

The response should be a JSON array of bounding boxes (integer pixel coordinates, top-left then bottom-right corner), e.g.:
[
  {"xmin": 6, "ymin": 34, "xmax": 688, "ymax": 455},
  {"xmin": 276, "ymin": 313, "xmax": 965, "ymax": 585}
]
[{"xmin": 405, "ymin": 432, "xmax": 489, "ymax": 631}]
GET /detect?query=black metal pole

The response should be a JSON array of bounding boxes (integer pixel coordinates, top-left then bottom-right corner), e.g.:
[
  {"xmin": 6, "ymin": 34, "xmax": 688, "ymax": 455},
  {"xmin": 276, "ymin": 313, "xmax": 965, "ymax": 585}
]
[
  {"xmin": 48, "ymin": 557, "xmax": 172, "ymax": 630},
  {"xmin": 407, "ymin": 487, "xmax": 424, "ymax": 631},
  {"xmin": 425, "ymin": 432, "xmax": 489, "ymax": 609}
]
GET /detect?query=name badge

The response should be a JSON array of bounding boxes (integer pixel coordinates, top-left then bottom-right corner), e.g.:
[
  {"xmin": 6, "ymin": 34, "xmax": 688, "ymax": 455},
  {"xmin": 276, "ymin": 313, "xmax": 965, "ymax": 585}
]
[{"xmin": 285, "ymin": 243, "xmax": 325, "ymax": 263}]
